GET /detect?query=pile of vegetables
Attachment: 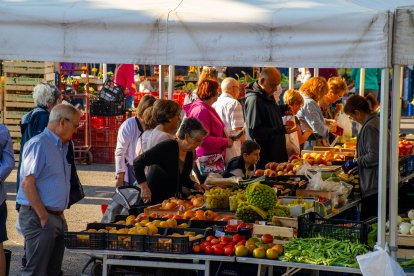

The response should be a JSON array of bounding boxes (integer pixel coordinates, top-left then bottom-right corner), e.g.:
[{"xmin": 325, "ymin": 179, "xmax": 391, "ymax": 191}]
[
  {"xmin": 245, "ymin": 182, "xmax": 277, "ymax": 210},
  {"xmin": 388, "ymin": 209, "xmax": 414, "ymax": 235},
  {"xmin": 235, "ymin": 203, "xmax": 267, "ymax": 223},
  {"xmin": 280, "ymin": 237, "xmax": 369, "ymax": 268}
]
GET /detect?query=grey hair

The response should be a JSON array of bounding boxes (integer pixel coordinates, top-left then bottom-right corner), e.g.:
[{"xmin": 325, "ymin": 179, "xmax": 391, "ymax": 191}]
[
  {"xmin": 49, "ymin": 104, "xmax": 82, "ymax": 123},
  {"xmin": 33, "ymin": 83, "xmax": 61, "ymax": 108},
  {"xmin": 221, "ymin": 77, "xmax": 238, "ymax": 93},
  {"xmin": 177, "ymin": 117, "xmax": 207, "ymax": 140}
]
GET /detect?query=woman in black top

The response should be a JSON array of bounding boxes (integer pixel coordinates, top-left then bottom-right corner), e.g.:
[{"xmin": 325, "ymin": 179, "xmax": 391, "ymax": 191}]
[{"xmin": 134, "ymin": 118, "xmax": 208, "ymax": 204}]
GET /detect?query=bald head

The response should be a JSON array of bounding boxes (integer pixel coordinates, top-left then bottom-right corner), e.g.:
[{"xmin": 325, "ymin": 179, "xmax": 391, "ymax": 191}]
[
  {"xmin": 259, "ymin": 67, "xmax": 281, "ymax": 96},
  {"xmin": 221, "ymin": 77, "xmax": 240, "ymax": 99}
]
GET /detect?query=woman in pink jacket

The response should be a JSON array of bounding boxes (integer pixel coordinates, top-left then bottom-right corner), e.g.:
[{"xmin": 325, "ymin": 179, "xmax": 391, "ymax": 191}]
[
  {"xmin": 115, "ymin": 64, "xmax": 137, "ymax": 108},
  {"xmin": 183, "ymin": 79, "xmax": 233, "ymax": 183}
]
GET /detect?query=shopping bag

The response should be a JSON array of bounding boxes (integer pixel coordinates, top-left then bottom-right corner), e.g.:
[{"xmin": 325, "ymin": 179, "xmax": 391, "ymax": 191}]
[
  {"xmin": 336, "ymin": 112, "xmax": 352, "ymax": 141},
  {"xmin": 139, "ymin": 79, "xmax": 153, "ymax": 92},
  {"xmin": 196, "ymin": 153, "xmax": 225, "ymax": 176},
  {"xmin": 357, "ymin": 246, "xmax": 406, "ymax": 276}
]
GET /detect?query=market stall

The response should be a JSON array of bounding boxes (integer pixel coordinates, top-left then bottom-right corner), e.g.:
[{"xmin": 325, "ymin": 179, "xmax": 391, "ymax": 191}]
[{"xmin": 1, "ymin": 0, "xmax": 414, "ymax": 275}]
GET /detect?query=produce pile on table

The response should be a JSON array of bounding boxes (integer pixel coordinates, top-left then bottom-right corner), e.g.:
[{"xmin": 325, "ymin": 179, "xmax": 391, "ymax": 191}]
[{"xmin": 280, "ymin": 237, "xmax": 368, "ymax": 267}]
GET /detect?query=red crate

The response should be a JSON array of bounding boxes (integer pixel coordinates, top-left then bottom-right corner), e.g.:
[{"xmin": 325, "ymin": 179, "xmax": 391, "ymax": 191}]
[
  {"xmin": 91, "ymin": 129, "xmax": 118, "ymax": 147},
  {"xmin": 72, "ymin": 128, "xmax": 85, "ymax": 146},
  {"xmin": 90, "ymin": 146, "xmax": 115, "ymax": 164},
  {"xmin": 91, "ymin": 116, "xmax": 125, "ymax": 129}
]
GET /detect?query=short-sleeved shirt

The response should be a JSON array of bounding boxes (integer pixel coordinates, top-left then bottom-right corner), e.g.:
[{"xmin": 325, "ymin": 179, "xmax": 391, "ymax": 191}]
[
  {"xmin": 0, "ymin": 124, "xmax": 15, "ymax": 204},
  {"xmin": 16, "ymin": 128, "xmax": 71, "ymax": 211}
]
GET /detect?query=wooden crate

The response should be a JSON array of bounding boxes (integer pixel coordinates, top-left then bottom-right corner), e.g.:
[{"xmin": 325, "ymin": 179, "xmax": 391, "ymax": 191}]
[
  {"xmin": 144, "ymin": 204, "xmax": 183, "ymax": 216},
  {"xmin": 2, "ymin": 61, "xmax": 54, "ymax": 75},
  {"xmin": 5, "ymin": 74, "xmax": 55, "ymax": 86},
  {"xmin": 386, "ymin": 233, "xmax": 414, "ymax": 247},
  {"xmin": 271, "ymin": 216, "xmax": 298, "ymax": 228},
  {"xmin": 253, "ymin": 224, "xmax": 295, "ymax": 244}
]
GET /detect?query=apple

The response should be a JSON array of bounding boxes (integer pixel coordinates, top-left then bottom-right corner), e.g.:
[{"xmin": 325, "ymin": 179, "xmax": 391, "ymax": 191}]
[
  {"xmin": 192, "ymin": 244, "xmax": 201, "ymax": 253},
  {"xmin": 232, "ymin": 234, "xmax": 243, "ymax": 243},
  {"xmin": 265, "ymin": 163, "xmax": 271, "ymax": 169},
  {"xmin": 261, "ymin": 234, "xmax": 273, "ymax": 244},
  {"xmin": 235, "ymin": 245, "xmax": 249, "ymax": 257},
  {"xmin": 214, "ymin": 246, "xmax": 224, "ymax": 255},
  {"xmin": 289, "ymin": 155, "xmax": 300, "ymax": 162},
  {"xmin": 272, "ymin": 244, "xmax": 284, "ymax": 255},
  {"xmin": 253, "ymin": 247, "xmax": 266, "ymax": 258},
  {"xmin": 303, "ymin": 153, "xmax": 311, "ymax": 159},
  {"xmin": 269, "ymin": 171, "xmax": 277, "ymax": 177},
  {"xmin": 276, "ymin": 165, "xmax": 284, "ymax": 172},
  {"xmin": 266, "ymin": 248, "xmax": 279, "ymax": 260},
  {"xmin": 205, "ymin": 245, "xmax": 213, "ymax": 254},
  {"xmin": 254, "ymin": 169, "xmax": 265, "ymax": 177},
  {"xmin": 270, "ymin": 162, "xmax": 278, "ymax": 171}
]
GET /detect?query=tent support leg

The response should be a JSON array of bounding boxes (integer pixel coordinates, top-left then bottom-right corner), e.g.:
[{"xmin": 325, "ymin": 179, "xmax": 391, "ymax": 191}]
[
  {"xmin": 159, "ymin": 65, "xmax": 165, "ymax": 99},
  {"xmin": 168, "ymin": 65, "xmax": 175, "ymax": 100},
  {"xmin": 390, "ymin": 65, "xmax": 403, "ymax": 258},
  {"xmin": 377, "ymin": 68, "xmax": 390, "ymax": 248}
]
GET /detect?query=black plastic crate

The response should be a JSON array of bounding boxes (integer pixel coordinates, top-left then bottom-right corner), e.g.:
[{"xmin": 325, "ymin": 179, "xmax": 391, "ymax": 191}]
[
  {"xmin": 99, "ymin": 78, "xmax": 125, "ymax": 102},
  {"xmin": 146, "ymin": 228, "xmax": 206, "ymax": 254},
  {"xmin": 188, "ymin": 219, "xmax": 227, "ymax": 229},
  {"xmin": 400, "ymin": 156, "xmax": 408, "ymax": 177},
  {"xmin": 106, "ymin": 233, "xmax": 146, "ymax": 251},
  {"xmin": 90, "ymin": 99, "xmax": 125, "ymax": 116},
  {"xmin": 297, "ymin": 212, "xmax": 376, "ymax": 244},
  {"xmin": 64, "ymin": 232, "xmax": 106, "ymax": 249}
]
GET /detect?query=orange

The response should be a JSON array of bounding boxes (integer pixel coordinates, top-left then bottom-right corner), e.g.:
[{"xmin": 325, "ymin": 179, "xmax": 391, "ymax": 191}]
[{"xmin": 183, "ymin": 210, "xmax": 195, "ymax": 219}]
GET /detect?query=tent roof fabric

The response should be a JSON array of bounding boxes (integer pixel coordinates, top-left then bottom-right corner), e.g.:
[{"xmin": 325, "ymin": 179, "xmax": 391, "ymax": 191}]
[
  {"xmin": 0, "ymin": 0, "xmax": 408, "ymax": 67},
  {"xmin": 393, "ymin": 6, "xmax": 414, "ymax": 65}
]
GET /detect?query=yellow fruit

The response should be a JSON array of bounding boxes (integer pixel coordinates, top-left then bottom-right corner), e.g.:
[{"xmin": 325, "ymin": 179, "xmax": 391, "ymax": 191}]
[
  {"xmin": 147, "ymin": 224, "xmax": 158, "ymax": 235},
  {"xmin": 137, "ymin": 227, "xmax": 148, "ymax": 235},
  {"xmin": 126, "ymin": 215, "xmax": 136, "ymax": 225},
  {"xmin": 97, "ymin": 229, "xmax": 108, "ymax": 233},
  {"xmin": 117, "ymin": 228, "xmax": 129, "ymax": 234},
  {"xmin": 116, "ymin": 220, "xmax": 126, "ymax": 225},
  {"xmin": 152, "ymin": 220, "xmax": 161, "ymax": 227},
  {"xmin": 178, "ymin": 223, "xmax": 188, "ymax": 228},
  {"xmin": 159, "ymin": 221, "xmax": 169, "ymax": 228},
  {"xmin": 87, "ymin": 229, "xmax": 97, "ymax": 233},
  {"xmin": 167, "ymin": 218, "xmax": 177, "ymax": 228},
  {"xmin": 109, "ymin": 228, "xmax": 118, "ymax": 234},
  {"xmin": 140, "ymin": 219, "xmax": 149, "ymax": 225}
]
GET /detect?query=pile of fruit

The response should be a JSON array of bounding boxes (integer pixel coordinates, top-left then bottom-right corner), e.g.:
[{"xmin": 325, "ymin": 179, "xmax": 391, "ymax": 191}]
[
  {"xmin": 204, "ymin": 187, "xmax": 232, "ymax": 209},
  {"xmin": 235, "ymin": 182, "xmax": 278, "ymax": 223},
  {"xmin": 254, "ymin": 156, "xmax": 303, "ymax": 177},
  {"xmin": 399, "ymin": 140, "xmax": 414, "ymax": 157},
  {"xmin": 160, "ymin": 194, "xmax": 204, "ymax": 210},
  {"xmin": 192, "ymin": 234, "xmax": 284, "ymax": 259},
  {"xmin": 302, "ymin": 151, "xmax": 351, "ymax": 165}
]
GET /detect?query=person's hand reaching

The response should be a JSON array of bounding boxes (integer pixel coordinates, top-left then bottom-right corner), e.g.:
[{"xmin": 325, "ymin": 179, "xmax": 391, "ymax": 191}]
[{"xmin": 140, "ymin": 182, "xmax": 152, "ymax": 203}]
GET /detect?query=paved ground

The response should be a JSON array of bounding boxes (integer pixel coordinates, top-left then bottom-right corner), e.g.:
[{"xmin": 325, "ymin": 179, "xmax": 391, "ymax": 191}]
[{"xmin": 4, "ymin": 164, "xmax": 115, "ymax": 276}]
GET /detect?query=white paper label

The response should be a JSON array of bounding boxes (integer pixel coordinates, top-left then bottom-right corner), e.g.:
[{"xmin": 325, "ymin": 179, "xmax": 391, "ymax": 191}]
[{"xmin": 215, "ymin": 230, "xmax": 225, "ymax": 237}]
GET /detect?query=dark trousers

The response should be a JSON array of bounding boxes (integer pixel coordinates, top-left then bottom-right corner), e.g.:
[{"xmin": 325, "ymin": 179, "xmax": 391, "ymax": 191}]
[{"xmin": 19, "ymin": 208, "xmax": 66, "ymax": 276}]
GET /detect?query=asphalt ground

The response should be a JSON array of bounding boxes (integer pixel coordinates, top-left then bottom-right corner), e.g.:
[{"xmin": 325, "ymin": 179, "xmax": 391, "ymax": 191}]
[{"xmin": 3, "ymin": 164, "xmax": 115, "ymax": 276}]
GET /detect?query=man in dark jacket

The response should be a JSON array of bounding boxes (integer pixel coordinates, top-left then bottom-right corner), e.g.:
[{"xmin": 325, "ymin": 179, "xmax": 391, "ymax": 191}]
[{"xmin": 244, "ymin": 68, "xmax": 296, "ymax": 168}]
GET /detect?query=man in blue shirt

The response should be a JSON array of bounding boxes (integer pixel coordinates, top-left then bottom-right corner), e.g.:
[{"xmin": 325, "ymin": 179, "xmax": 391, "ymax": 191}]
[
  {"xmin": 0, "ymin": 124, "xmax": 15, "ymax": 276},
  {"xmin": 16, "ymin": 104, "xmax": 81, "ymax": 276}
]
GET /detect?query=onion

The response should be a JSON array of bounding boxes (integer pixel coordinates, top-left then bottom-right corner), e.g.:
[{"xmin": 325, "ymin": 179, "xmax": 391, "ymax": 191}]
[
  {"xmin": 398, "ymin": 216, "xmax": 403, "ymax": 225},
  {"xmin": 409, "ymin": 210, "xmax": 414, "ymax": 220},
  {"xmin": 399, "ymin": 222, "xmax": 411, "ymax": 235},
  {"xmin": 411, "ymin": 226, "xmax": 414, "ymax": 235}
]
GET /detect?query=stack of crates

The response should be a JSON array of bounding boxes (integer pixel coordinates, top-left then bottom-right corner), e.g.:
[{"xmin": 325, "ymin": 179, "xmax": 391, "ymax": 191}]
[
  {"xmin": 134, "ymin": 91, "xmax": 187, "ymax": 107},
  {"xmin": 1, "ymin": 61, "xmax": 55, "ymax": 163},
  {"xmin": 89, "ymin": 115, "xmax": 125, "ymax": 164}
]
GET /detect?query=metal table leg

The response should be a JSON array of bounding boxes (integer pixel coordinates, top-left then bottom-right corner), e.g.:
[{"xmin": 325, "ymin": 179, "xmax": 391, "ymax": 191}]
[{"xmin": 102, "ymin": 255, "xmax": 108, "ymax": 276}]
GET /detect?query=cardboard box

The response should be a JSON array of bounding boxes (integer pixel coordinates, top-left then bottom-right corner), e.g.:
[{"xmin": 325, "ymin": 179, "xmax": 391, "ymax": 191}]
[
  {"xmin": 296, "ymin": 190, "xmax": 332, "ymax": 217},
  {"xmin": 277, "ymin": 197, "xmax": 314, "ymax": 217}
]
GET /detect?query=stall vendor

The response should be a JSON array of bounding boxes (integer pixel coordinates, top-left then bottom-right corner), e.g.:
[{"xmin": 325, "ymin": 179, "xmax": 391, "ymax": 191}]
[
  {"xmin": 342, "ymin": 94, "xmax": 380, "ymax": 220},
  {"xmin": 133, "ymin": 118, "xmax": 208, "ymax": 204}
]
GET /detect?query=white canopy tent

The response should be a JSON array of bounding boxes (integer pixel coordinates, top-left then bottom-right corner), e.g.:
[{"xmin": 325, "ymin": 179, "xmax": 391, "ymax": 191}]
[
  {"xmin": 0, "ymin": 0, "xmax": 413, "ymax": 260},
  {"xmin": 0, "ymin": 0, "xmax": 394, "ymax": 68}
]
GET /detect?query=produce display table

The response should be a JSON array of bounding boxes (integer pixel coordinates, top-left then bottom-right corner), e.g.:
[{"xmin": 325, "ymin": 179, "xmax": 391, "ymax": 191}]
[
  {"xmin": 70, "ymin": 249, "xmax": 235, "ymax": 276},
  {"xmin": 236, "ymin": 256, "xmax": 362, "ymax": 275}
]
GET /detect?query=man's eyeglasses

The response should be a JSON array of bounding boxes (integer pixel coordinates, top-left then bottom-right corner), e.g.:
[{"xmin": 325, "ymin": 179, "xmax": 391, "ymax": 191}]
[{"xmin": 63, "ymin": 118, "xmax": 80, "ymax": 128}]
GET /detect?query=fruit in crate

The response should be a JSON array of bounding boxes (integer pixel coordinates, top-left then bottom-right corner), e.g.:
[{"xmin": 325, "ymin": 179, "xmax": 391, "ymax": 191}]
[
  {"xmin": 236, "ymin": 203, "xmax": 267, "ymax": 223},
  {"xmin": 204, "ymin": 187, "xmax": 232, "ymax": 209},
  {"xmin": 399, "ymin": 140, "xmax": 414, "ymax": 156},
  {"xmin": 253, "ymin": 247, "xmax": 266, "ymax": 258},
  {"xmin": 246, "ymin": 183, "xmax": 277, "ymax": 210},
  {"xmin": 235, "ymin": 245, "xmax": 249, "ymax": 256},
  {"xmin": 267, "ymin": 205, "xmax": 291, "ymax": 221}
]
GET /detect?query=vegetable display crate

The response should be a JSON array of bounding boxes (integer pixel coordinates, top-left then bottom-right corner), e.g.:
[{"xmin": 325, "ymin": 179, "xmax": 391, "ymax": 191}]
[
  {"xmin": 91, "ymin": 115, "xmax": 125, "ymax": 129},
  {"xmin": 253, "ymin": 224, "xmax": 295, "ymax": 244},
  {"xmin": 106, "ymin": 233, "xmax": 146, "ymax": 251},
  {"xmin": 298, "ymin": 212, "xmax": 376, "ymax": 244},
  {"xmin": 145, "ymin": 228, "xmax": 206, "ymax": 254},
  {"xmin": 91, "ymin": 128, "xmax": 118, "ymax": 147},
  {"xmin": 90, "ymin": 99, "xmax": 125, "ymax": 116}
]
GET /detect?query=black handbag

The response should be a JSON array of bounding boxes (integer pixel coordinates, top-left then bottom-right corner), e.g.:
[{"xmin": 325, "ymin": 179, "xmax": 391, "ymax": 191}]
[{"xmin": 67, "ymin": 141, "xmax": 85, "ymax": 207}]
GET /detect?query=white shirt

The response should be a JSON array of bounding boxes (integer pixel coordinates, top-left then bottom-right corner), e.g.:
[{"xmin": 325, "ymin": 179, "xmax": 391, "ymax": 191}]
[
  {"xmin": 115, "ymin": 117, "xmax": 142, "ymax": 183},
  {"xmin": 136, "ymin": 126, "xmax": 174, "ymax": 156},
  {"xmin": 213, "ymin": 92, "xmax": 244, "ymax": 163}
]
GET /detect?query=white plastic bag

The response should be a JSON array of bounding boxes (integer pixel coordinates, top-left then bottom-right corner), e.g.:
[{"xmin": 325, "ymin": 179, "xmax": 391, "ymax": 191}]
[
  {"xmin": 139, "ymin": 79, "xmax": 153, "ymax": 92},
  {"xmin": 336, "ymin": 112, "xmax": 352, "ymax": 142},
  {"xmin": 357, "ymin": 246, "xmax": 406, "ymax": 276}
]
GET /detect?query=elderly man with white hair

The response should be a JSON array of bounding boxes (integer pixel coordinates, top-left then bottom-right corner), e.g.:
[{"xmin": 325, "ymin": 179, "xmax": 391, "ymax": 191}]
[{"xmin": 213, "ymin": 77, "xmax": 245, "ymax": 164}]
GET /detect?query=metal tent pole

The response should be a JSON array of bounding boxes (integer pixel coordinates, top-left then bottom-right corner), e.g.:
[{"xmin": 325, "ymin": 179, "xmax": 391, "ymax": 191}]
[
  {"xmin": 159, "ymin": 65, "xmax": 165, "ymax": 99},
  {"xmin": 168, "ymin": 65, "xmax": 175, "ymax": 100},
  {"xmin": 313, "ymin": 68, "xmax": 319, "ymax": 77},
  {"xmin": 390, "ymin": 65, "xmax": 403, "ymax": 258},
  {"xmin": 359, "ymin": 68, "xmax": 366, "ymax": 96},
  {"xmin": 103, "ymin": 64, "xmax": 107, "ymax": 81},
  {"xmin": 289, "ymin": 68, "xmax": 295, "ymax": 90},
  {"xmin": 377, "ymin": 68, "xmax": 390, "ymax": 248}
]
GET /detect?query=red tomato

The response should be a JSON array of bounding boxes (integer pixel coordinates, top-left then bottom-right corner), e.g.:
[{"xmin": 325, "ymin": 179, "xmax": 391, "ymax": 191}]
[
  {"xmin": 205, "ymin": 245, "xmax": 213, "ymax": 255},
  {"xmin": 236, "ymin": 240, "xmax": 246, "ymax": 246},
  {"xmin": 219, "ymin": 241, "xmax": 229, "ymax": 247},
  {"xmin": 212, "ymin": 244, "xmax": 223, "ymax": 250},
  {"xmin": 214, "ymin": 246, "xmax": 224, "ymax": 255},
  {"xmin": 220, "ymin": 236, "xmax": 232, "ymax": 243},
  {"xmin": 237, "ymin": 222, "xmax": 247, "ymax": 229},
  {"xmin": 210, "ymin": 238, "xmax": 220, "ymax": 245},
  {"xmin": 192, "ymin": 244, "xmax": 201, "ymax": 253},
  {"xmin": 199, "ymin": 242, "xmax": 207, "ymax": 253},
  {"xmin": 206, "ymin": 235, "xmax": 215, "ymax": 242},
  {"xmin": 224, "ymin": 246, "xmax": 235, "ymax": 256},
  {"xmin": 232, "ymin": 234, "xmax": 243, "ymax": 243}
]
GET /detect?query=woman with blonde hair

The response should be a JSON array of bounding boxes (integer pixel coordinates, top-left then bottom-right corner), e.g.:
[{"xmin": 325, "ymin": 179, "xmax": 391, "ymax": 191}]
[
  {"xmin": 320, "ymin": 77, "xmax": 348, "ymax": 119},
  {"xmin": 283, "ymin": 90, "xmax": 313, "ymax": 156},
  {"xmin": 297, "ymin": 77, "xmax": 337, "ymax": 149}
]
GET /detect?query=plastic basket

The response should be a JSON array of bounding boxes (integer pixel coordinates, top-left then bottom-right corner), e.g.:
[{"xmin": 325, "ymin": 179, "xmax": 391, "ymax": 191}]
[
  {"xmin": 106, "ymin": 233, "xmax": 146, "ymax": 251},
  {"xmin": 146, "ymin": 228, "xmax": 206, "ymax": 254},
  {"xmin": 297, "ymin": 212, "xmax": 377, "ymax": 244},
  {"xmin": 99, "ymin": 78, "xmax": 125, "ymax": 102},
  {"xmin": 90, "ymin": 99, "xmax": 125, "ymax": 116},
  {"xmin": 399, "ymin": 156, "xmax": 408, "ymax": 177},
  {"xmin": 64, "ymin": 232, "xmax": 106, "ymax": 249}
]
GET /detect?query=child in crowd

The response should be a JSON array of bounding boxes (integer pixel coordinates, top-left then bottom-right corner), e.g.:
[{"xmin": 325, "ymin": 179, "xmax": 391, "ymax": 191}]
[{"xmin": 222, "ymin": 140, "xmax": 260, "ymax": 179}]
